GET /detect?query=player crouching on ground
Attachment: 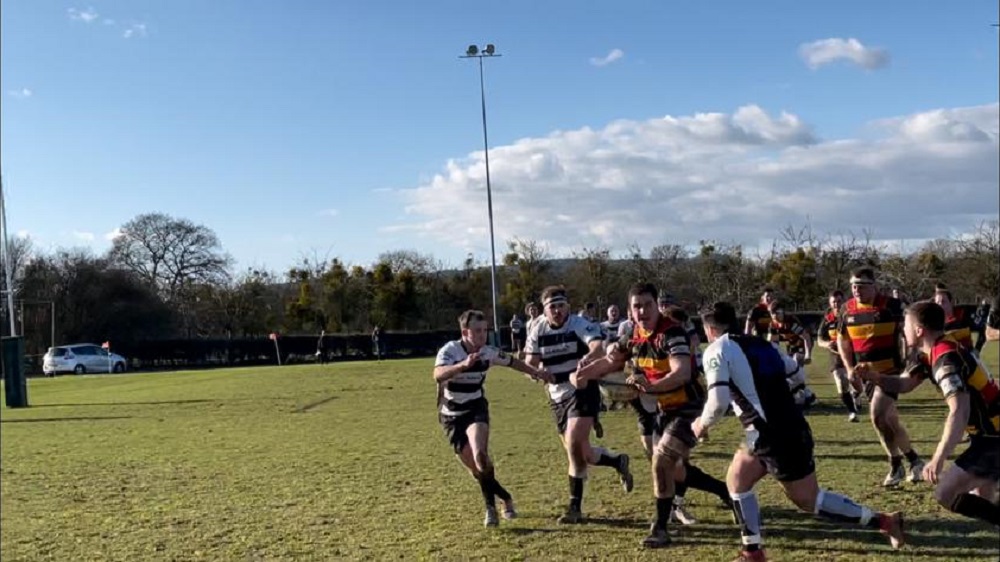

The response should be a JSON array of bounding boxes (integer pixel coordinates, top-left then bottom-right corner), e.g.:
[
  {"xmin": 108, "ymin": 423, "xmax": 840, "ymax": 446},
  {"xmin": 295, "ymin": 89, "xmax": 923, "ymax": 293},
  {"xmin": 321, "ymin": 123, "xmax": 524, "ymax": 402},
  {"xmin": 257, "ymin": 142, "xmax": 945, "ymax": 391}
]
[
  {"xmin": 857, "ymin": 300, "xmax": 999, "ymax": 527},
  {"xmin": 433, "ymin": 309, "xmax": 553, "ymax": 527},
  {"xmin": 693, "ymin": 302, "xmax": 904, "ymax": 562}
]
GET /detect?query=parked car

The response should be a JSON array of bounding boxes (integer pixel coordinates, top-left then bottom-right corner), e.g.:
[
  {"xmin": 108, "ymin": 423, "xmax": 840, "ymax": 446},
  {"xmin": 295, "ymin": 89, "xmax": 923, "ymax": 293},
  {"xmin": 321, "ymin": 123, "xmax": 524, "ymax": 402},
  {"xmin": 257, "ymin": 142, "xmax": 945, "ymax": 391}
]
[{"xmin": 42, "ymin": 344, "xmax": 127, "ymax": 376}]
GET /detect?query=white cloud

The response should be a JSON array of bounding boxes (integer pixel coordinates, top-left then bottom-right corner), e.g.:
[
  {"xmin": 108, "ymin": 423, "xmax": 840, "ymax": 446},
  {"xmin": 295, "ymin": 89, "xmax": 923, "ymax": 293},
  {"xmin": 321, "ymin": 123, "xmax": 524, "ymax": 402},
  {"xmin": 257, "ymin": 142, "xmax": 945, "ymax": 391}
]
[
  {"xmin": 395, "ymin": 103, "xmax": 998, "ymax": 258},
  {"xmin": 104, "ymin": 228, "xmax": 124, "ymax": 241},
  {"xmin": 799, "ymin": 38, "xmax": 889, "ymax": 70},
  {"xmin": 67, "ymin": 7, "xmax": 100, "ymax": 23},
  {"xmin": 318, "ymin": 208, "xmax": 339, "ymax": 217},
  {"xmin": 589, "ymin": 48, "xmax": 624, "ymax": 67},
  {"xmin": 123, "ymin": 23, "xmax": 147, "ymax": 39},
  {"xmin": 7, "ymin": 88, "xmax": 32, "ymax": 99},
  {"xmin": 73, "ymin": 231, "xmax": 96, "ymax": 242},
  {"xmin": 16, "ymin": 230, "xmax": 30, "ymax": 239}
]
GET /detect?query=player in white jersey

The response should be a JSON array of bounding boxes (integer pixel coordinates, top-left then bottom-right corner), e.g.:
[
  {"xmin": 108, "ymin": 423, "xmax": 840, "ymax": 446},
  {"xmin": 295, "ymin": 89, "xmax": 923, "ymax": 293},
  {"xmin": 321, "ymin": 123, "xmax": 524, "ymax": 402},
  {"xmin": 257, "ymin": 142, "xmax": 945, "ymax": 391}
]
[
  {"xmin": 600, "ymin": 305, "xmax": 623, "ymax": 343},
  {"xmin": 692, "ymin": 302, "xmax": 904, "ymax": 562},
  {"xmin": 525, "ymin": 285, "xmax": 634, "ymax": 524},
  {"xmin": 434, "ymin": 309, "xmax": 552, "ymax": 527}
]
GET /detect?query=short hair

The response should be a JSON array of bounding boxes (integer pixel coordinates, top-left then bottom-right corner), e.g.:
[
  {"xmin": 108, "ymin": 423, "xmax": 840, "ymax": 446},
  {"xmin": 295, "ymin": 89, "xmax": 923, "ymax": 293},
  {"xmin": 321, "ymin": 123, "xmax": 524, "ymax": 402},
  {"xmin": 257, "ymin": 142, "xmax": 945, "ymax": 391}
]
[
  {"xmin": 829, "ymin": 289, "xmax": 844, "ymax": 298},
  {"xmin": 458, "ymin": 309, "xmax": 487, "ymax": 329},
  {"xmin": 540, "ymin": 285, "xmax": 568, "ymax": 306},
  {"xmin": 662, "ymin": 305, "xmax": 689, "ymax": 324},
  {"xmin": 627, "ymin": 282, "xmax": 659, "ymax": 302},
  {"xmin": 761, "ymin": 287, "xmax": 774, "ymax": 294},
  {"xmin": 524, "ymin": 301, "xmax": 539, "ymax": 315},
  {"xmin": 701, "ymin": 301, "xmax": 737, "ymax": 332},
  {"xmin": 906, "ymin": 301, "xmax": 945, "ymax": 332},
  {"xmin": 934, "ymin": 283, "xmax": 953, "ymax": 302},
  {"xmin": 850, "ymin": 266, "xmax": 876, "ymax": 283}
]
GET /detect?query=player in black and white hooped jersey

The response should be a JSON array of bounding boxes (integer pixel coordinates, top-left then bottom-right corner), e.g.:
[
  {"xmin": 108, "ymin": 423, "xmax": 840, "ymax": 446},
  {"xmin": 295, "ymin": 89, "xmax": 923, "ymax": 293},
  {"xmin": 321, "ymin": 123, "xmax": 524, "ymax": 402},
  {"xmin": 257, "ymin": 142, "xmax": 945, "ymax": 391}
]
[
  {"xmin": 524, "ymin": 285, "xmax": 634, "ymax": 524},
  {"xmin": 691, "ymin": 302, "xmax": 904, "ymax": 562},
  {"xmin": 434, "ymin": 309, "xmax": 552, "ymax": 527}
]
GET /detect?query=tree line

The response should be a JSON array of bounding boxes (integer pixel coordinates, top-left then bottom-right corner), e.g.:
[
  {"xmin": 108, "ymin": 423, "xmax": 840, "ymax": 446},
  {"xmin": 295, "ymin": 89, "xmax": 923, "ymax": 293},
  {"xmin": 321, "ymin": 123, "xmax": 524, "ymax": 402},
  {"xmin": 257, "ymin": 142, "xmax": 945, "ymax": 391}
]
[{"xmin": 2, "ymin": 212, "xmax": 997, "ymax": 361}]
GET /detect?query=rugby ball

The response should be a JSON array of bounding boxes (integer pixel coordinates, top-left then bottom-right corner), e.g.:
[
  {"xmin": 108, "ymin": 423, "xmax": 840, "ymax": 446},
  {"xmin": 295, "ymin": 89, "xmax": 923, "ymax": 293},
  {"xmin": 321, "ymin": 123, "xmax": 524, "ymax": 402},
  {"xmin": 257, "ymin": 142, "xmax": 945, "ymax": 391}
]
[{"xmin": 599, "ymin": 371, "xmax": 639, "ymax": 402}]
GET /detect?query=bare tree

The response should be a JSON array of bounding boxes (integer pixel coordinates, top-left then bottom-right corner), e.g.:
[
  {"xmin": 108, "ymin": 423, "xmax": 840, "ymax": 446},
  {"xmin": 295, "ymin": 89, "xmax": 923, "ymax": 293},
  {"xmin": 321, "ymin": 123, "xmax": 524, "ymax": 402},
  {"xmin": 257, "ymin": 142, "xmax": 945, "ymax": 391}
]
[{"xmin": 108, "ymin": 213, "xmax": 232, "ymax": 300}]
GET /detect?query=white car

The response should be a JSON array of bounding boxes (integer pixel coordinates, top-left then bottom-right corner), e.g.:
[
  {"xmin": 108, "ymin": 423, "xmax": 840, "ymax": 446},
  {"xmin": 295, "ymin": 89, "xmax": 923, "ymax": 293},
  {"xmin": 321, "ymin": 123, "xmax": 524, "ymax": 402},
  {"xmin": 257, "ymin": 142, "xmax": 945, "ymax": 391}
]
[{"xmin": 42, "ymin": 344, "xmax": 127, "ymax": 376}]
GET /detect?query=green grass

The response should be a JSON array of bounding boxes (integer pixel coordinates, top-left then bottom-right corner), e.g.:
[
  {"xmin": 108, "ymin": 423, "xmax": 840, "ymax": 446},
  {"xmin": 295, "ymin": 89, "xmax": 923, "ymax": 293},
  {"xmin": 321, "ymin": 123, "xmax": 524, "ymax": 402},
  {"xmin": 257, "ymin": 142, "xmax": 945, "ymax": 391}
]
[{"xmin": 2, "ymin": 344, "xmax": 999, "ymax": 562}]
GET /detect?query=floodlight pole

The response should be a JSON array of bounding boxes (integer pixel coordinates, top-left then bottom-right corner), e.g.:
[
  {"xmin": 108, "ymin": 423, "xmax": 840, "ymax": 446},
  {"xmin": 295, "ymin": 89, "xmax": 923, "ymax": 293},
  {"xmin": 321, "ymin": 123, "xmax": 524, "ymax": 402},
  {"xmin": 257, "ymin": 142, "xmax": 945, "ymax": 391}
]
[
  {"xmin": 461, "ymin": 45, "xmax": 502, "ymax": 345},
  {"xmin": 0, "ymin": 173, "xmax": 16, "ymax": 337}
]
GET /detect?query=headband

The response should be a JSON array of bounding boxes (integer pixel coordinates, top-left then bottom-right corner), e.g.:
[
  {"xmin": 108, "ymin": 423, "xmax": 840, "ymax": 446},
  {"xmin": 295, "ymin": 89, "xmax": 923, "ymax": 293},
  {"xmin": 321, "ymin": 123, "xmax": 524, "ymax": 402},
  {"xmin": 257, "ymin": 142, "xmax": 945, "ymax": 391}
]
[{"xmin": 543, "ymin": 295, "xmax": 568, "ymax": 307}]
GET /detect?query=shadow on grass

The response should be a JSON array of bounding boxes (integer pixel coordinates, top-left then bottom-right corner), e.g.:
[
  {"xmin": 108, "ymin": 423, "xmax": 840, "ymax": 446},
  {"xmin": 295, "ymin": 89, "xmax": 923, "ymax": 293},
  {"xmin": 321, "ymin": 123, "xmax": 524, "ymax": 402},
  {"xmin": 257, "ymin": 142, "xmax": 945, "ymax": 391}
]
[
  {"xmin": 294, "ymin": 395, "xmax": 338, "ymax": 413},
  {"xmin": 1, "ymin": 415, "xmax": 133, "ymax": 423}
]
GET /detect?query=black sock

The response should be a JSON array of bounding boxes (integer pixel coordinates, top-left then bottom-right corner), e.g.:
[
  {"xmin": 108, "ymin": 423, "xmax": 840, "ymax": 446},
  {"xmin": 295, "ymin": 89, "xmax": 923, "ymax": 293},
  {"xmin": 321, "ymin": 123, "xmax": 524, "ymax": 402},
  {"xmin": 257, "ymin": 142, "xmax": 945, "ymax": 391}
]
[
  {"xmin": 675, "ymin": 479, "xmax": 688, "ymax": 499},
  {"xmin": 655, "ymin": 496, "xmax": 673, "ymax": 530},
  {"xmin": 951, "ymin": 493, "xmax": 1000, "ymax": 526},
  {"xmin": 490, "ymin": 479, "xmax": 512, "ymax": 502},
  {"xmin": 595, "ymin": 452, "xmax": 619, "ymax": 467},
  {"xmin": 904, "ymin": 450, "xmax": 921, "ymax": 465},
  {"xmin": 685, "ymin": 463, "xmax": 729, "ymax": 500},
  {"xmin": 890, "ymin": 456, "xmax": 903, "ymax": 470},
  {"xmin": 479, "ymin": 476, "xmax": 496, "ymax": 508},
  {"xmin": 569, "ymin": 476, "xmax": 584, "ymax": 512},
  {"xmin": 840, "ymin": 392, "xmax": 858, "ymax": 414}
]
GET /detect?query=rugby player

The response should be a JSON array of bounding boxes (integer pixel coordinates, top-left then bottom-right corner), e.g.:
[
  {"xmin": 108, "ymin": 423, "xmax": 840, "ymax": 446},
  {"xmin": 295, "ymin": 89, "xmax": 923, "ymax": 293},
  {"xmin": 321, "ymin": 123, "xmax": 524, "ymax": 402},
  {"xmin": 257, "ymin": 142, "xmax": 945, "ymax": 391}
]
[
  {"xmin": 766, "ymin": 300, "xmax": 817, "ymax": 409},
  {"xmin": 817, "ymin": 290, "xmax": 862, "ymax": 422},
  {"xmin": 933, "ymin": 283, "xmax": 975, "ymax": 351},
  {"xmin": 744, "ymin": 288, "xmax": 776, "ymax": 337}
]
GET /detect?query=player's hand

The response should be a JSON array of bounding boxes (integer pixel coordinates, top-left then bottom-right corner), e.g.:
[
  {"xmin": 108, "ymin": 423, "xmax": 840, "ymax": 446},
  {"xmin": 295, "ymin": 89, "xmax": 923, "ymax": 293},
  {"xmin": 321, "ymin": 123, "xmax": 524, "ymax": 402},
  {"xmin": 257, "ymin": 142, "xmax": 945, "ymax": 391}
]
[
  {"xmin": 535, "ymin": 368, "xmax": 554, "ymax": 384},
  {"xmin": 922, "ymin": 456, "xmax": 945, "ymax": 484},
  {"xmin": 462, "ymin": 352, "xmax": 480, "ymax": 368},
  {"xmin": 626, "ymin": 374, "xmax": 650, "ymax": 392},
  {"xmin": 851, "ymin": 362, "xmax": 873, "ymax": 382},
  {"xmin": 691, "ymin": 418, "xmax": 705, "ymax": 439}
]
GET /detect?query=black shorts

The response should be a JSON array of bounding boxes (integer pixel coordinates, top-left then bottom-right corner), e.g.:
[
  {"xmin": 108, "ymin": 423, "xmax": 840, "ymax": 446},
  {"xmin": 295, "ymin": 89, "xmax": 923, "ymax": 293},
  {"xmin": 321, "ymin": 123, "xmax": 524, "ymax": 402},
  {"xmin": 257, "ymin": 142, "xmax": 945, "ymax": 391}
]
[
  {"xmin": 750, "ymin": 425, "xmax": 815, "ymax": 482},
  {"xmin": 828, "ymin": 352, "xmax": 845, "ymax": 371},
  {"xmin": 863, "ymin": 380, "xmax": 899, "ymax": 402},
  {"xmin": 630, "ymin": 397, "xmax": 657, "ymax": 436},
  {"xmin": 655, "ymin": 411, "xmax": 699, "ymax": 449},
  {"xmin": 954, "ymin": 436, "xmax": 1000, "ymax": 480},
  {"xmin": 550, "ymin": 384, "xmax": 602, "ymax": 434},
  {"xmin": 440, "ymin": 400, "xmax": 490, "ymax": 454}
]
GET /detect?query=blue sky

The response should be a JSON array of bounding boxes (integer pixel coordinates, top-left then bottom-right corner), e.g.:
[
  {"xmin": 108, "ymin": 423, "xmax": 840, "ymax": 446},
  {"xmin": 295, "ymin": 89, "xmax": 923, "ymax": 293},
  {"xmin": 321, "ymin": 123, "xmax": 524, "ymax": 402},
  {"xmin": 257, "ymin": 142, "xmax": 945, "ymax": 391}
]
[{"xmin": 2, "ymin": 1, "xmax": 998, "ymax": 273}]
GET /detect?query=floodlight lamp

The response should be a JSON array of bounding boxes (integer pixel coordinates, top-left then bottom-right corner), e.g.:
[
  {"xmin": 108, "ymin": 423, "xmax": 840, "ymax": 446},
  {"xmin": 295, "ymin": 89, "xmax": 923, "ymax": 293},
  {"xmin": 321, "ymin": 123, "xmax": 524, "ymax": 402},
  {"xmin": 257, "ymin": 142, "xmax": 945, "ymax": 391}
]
[
  {"xmin": 466, "ymin": 45, "xmax": 479, "ymax": 56},
  {"xmin": 484, "ymin": 44, "xmax": 495, "ymax": 55}
]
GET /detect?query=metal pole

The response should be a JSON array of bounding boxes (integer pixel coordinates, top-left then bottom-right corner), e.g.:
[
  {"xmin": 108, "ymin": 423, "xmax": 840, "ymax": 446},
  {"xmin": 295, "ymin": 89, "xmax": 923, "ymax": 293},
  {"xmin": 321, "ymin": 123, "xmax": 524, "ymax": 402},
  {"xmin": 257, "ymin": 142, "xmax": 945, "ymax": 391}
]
[
  {"xmin": 477, "ymin": 55, "xmax": 501, "ymax": 346},
  {"xmin": 51, "ymin": 301, "xmax": 56, "ymax": 349},
  {"xmin": 0, "ymin": 175, "xmax": 16, "ymax": 336}
]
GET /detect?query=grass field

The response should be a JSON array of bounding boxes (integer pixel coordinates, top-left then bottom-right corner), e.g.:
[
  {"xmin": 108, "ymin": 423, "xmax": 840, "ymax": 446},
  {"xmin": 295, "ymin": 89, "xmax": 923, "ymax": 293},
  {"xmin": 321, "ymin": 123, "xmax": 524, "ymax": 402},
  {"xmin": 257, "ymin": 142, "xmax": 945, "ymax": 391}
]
[{"xmin": 2, "ymin": 344, "xmax": 999, "ymax": 562}]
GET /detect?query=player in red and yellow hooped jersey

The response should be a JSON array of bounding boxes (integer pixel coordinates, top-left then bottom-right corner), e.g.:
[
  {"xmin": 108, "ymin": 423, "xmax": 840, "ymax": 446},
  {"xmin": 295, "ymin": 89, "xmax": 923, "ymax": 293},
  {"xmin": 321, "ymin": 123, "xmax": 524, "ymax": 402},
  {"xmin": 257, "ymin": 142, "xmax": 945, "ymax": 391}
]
[
  {"xmin": 766, "ymin": 300, "xmax": 817, "ymax": 409},
  {"xmin": 818, "ymin": 290, "xmax": 862, "ymax": 422},
  {"xmin": 933, "ymin": 283, "xmax": 975, "ymax": 351},
  {"xmin": 837, "ymin": 266, "xmax": 926, "ymax": 487},
  {"xmin": 859, "ymin": 301, "xmax": 999, "ymax": 527},
  {"xmin": 576, "ymin": 282, "xmax": 704, "ymax": 549},
  {"xmin": 744, "ymin": 288, "xmax": 776, "ymax": 337}
]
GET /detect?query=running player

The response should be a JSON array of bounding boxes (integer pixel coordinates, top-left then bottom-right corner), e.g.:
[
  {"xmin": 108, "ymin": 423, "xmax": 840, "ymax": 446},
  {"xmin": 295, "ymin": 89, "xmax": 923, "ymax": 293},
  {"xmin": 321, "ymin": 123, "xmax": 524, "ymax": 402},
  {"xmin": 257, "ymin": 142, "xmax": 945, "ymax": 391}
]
[
  {"xmin": 524, "ymin": 285, "xmax": 634, "ymax": 524},
  {"xmin": 576, "ymin": 283, "xmax": 705, "ymax": 548},
  {"xmin": 933, "ymin": 283, "xmax": 975, "ymax": 350},
  {"xmin": 694, "ymin": 301, "xmax": 905, "ymax": 562},
  {"xmin": 766, "ymin": 300, "xmax": 817, "ymax": 409},
  {"xmin": 433, "ymin": 310, "xmax": 553, "ymax": 527},
  {"xmin": 744, "ymin": 288, "xmax": 776, "ymax": 337},
  {"xmin": 817, "ymin": 290, "xmax": 862, "ymax": 422},
  {"xmin": 838, "ymin": 267, "xmax": 925, "ymax": 486},
  {"xmin": 857, "ymin": 300, "xmax": 998, "ymax": 527}
]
